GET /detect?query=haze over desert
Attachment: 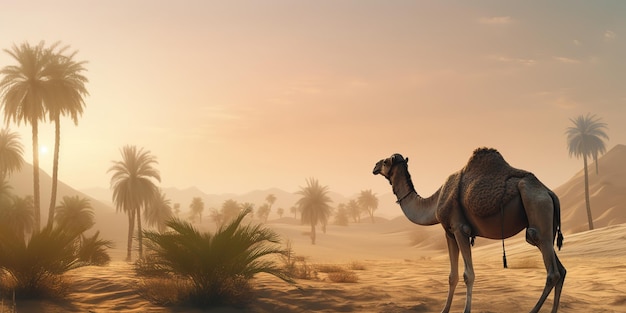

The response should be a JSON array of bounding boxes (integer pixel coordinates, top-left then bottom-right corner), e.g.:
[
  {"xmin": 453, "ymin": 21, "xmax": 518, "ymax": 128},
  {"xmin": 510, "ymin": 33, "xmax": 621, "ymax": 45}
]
[{"xmin": 1, "ymin": 1, "xmax": 626, "ymax": 313}]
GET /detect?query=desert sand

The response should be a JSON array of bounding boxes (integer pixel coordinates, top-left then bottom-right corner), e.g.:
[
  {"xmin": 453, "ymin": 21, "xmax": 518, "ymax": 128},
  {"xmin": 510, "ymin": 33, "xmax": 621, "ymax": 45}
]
[{"xmin": 4, "ymin": 219, "xmax": 625, "ymax": 313}]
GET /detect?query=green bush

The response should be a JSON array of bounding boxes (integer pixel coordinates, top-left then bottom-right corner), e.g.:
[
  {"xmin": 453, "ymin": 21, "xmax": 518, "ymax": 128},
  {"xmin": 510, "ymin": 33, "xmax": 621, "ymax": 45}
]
[
  {"xmin": 78, "ymin": 231, "xmax": 114, "ymax": 266},
  {"xmin": 139, "ymin": 208, "xmax": 293, "ymax": 307},
  {"xmin": 0, "ymin": 225, "xmax": 83, "ymax": 298}
]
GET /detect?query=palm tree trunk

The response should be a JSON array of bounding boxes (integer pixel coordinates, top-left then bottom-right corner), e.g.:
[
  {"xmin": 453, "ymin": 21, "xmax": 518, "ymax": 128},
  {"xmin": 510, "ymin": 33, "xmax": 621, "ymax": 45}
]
[
  {"xmin": 31, "ymin": 120, "xmax": 41, "ymax": 232},
  {"xmin": 137, "ymin": 206, "xmax": 143, "ymax": 259},
  {"xmin": 310, "ymin": 224, "xmax": 316, "ymax": 245},
  {"xmin": 48, "ymin": 116, "xmax": 61, "ymax": 228},
  {"xmin": 583, "ymin": 156, "xmax": 594, "ymax": 230},
  {"xmin": 126, "ymin": 209, "xmax": 135, "ymax": 261}
]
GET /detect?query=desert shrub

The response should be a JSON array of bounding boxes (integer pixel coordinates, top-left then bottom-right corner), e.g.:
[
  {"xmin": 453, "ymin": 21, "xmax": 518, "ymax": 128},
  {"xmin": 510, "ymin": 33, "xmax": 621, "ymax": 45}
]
[
  {"xmin": 280, "ymin": 241, "xmax": 317, "ymax": 280},
  {"xmin": 348, "ymin": 261, "xmax": 366, "ymax": 271},
  {"xmin": 0, "ymin": 225, "xmax": 84, "ymax": 298},
  {"xmin": 77, "ymin": 231, "xmax": 114, "ymax": 266},
  {"xmin": 139, "ymin": 208, "xmax": 293, "ymax": 307},
  {"xmin": 327, "ymin": 270, "xmax": 358, "ymax": 283},
  {"xmin": 315, "ymin": 264, "xmax": 359, "ymax": 283}
]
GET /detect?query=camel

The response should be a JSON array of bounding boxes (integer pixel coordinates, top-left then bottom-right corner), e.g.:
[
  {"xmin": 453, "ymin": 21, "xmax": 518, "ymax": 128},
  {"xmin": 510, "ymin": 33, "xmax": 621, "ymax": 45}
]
[{"xmin": 372, "ymin": 148, "xmax": 566, "ymax": 313}]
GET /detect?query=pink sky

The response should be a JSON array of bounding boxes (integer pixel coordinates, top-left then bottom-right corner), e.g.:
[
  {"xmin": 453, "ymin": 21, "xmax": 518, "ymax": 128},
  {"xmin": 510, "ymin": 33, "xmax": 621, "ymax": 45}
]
[{"xmin": 1, "ymin": 1, "xmax": 625, "ymax": 196}]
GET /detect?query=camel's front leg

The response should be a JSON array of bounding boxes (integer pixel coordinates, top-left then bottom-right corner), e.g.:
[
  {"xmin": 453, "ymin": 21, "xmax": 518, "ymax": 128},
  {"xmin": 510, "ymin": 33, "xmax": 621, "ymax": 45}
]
[
  {"xmin": 454, "ymin": 230, "xmax": 475, "ymax": 313},
  {"xmin": 442, "ymin": 234, "xmax": 459, "ymax": 313}
]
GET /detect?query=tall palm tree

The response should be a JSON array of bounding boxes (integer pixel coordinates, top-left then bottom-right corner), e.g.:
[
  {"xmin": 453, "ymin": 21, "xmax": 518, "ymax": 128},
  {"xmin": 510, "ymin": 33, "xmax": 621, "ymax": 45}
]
[
  {"xmin": 221, "ymin": 199, "xmax": 242, "ymax": 223},
  {"xmin": 0, "ymin": 41, "xmax": 57, "ymax": 231},
  {"xmin": 358, "ymin": 189, "xmax": 379, "ymax": 223},
  {"xmin": 0, "ymin": 179, "xmax": 12, "ymax": 202},
  {"xmin": 0, "ymin": 194, "xmax": 34, "ymax": 241},
  {"xmin": 346, "ymin": 199, "xmax": 361, "ymax": 223},
  {"xmin": 145, "ymin": 189, "xmax": 173, "ymax": 233},
  {"xmin": 189, "ymin": 196, "xmax": 204, "ymax": 224},
  {"xmin": 108, "ymin": 145, "xmax": 161, "ymax": 261},
  {"xmin": 296, "ymin": 178, "xmax": 332, "ymax": 245},
  {"xmin": 0, "ymin": 128, "xmax": 25, "ymax": 180},
  {"xmin": 45, "ymin": 45, "xmax": 89, "ymax": 228},
  {"xmin": 566, "ymin": 113, "xmax": 609, "ymax": 230},
  {"xmin": 256, "ymin": 203, "xmax": 271, "ymax": 222},
  {"xmin": 266, "ymin": 193, "xmax": 276, "ymax": 211},
  {"xmin": 54, "ymin": 195, "xmax": 94, "ymax": 235}
]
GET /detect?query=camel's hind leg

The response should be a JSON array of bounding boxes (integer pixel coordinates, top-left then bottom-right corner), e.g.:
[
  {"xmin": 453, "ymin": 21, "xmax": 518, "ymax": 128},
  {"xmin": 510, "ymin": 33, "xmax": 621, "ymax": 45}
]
[{"xmin": 520, "ymin": 179, "xmax": 565, "ymax": 313}]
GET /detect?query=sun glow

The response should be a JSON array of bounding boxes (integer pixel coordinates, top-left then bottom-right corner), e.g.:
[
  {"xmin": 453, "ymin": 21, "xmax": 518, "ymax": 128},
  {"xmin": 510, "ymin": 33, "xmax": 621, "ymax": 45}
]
[{"xmin": 39, "ymin": 145, "xmax": 49, "ymax": 155}]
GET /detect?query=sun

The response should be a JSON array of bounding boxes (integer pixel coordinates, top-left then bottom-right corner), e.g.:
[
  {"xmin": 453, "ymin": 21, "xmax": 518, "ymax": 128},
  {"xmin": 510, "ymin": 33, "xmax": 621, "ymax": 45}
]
[{"xmin": 39, "ymin": 145, "xmax": 49, "ymax": 155}]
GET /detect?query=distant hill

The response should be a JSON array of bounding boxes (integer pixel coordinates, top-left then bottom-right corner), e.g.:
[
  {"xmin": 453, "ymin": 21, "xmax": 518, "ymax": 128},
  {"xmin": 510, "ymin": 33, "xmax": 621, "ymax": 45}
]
[
  {"xmin": 7, "ymin": 163, "xmax": 116, "ymax": 222},
  {"xmin": 6, "ymin": 164, "xmax": 126, "ymax": 258}
]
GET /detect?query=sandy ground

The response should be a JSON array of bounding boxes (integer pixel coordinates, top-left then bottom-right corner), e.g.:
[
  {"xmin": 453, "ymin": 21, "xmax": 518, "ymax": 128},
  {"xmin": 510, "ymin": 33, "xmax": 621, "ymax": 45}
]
[{"xmin": 3, "ymin": 220, "xmax": 625, "ymax": 313}]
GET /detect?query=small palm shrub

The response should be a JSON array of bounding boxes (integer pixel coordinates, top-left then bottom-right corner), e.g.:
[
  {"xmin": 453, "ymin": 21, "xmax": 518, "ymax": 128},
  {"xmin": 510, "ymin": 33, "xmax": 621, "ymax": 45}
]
[
  {"xmin": 0, "ymin": 225, "xmax": 84, "ymax": 298},
  {"xmin": 78, "ymin": 231, "xmax": 114, "ymax": 266},
  {"xmin": 138, "ymin": 208, "xmax": 293, "ymax": 307}
]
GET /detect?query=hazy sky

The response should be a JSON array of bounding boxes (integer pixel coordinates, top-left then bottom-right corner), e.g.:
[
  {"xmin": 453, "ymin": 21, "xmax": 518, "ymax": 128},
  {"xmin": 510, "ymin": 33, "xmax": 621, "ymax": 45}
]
[{"xmin": 1, "ymin": 1, "xmax": 625, "ymax": 197}]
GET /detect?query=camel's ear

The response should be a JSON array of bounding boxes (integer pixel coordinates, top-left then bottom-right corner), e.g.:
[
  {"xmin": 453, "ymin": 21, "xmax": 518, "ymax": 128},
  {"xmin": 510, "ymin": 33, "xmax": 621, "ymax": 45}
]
[{"xmin": 405, "ymin": 157, "xmax": 409, "ymax": 163}]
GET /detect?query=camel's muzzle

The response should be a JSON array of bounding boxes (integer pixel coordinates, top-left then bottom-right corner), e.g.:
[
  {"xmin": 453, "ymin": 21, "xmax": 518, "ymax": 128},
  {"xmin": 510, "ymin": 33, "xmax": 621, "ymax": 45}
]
[{"xmin": 372, "ymin": 160, "xmax": 383, "ymax": 175}]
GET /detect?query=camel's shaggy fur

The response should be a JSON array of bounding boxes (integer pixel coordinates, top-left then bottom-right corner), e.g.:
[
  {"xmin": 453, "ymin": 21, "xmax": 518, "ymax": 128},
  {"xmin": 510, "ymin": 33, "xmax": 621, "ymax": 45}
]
[{"xmin": 460, "ymin": 147, "xmax": 531, "ymax": 217}]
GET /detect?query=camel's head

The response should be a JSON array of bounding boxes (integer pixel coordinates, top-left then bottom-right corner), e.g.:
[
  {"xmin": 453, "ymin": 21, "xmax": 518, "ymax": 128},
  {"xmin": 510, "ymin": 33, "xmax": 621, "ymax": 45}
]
[{"xmin": 372, "ymin": 153, "xmax": 408, "ymax": 180}]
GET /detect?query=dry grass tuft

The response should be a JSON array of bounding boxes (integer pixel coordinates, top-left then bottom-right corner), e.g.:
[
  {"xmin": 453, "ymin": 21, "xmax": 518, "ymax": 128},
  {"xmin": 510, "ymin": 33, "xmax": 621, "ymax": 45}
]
[
  {"xmin": 281, "ymin": 241, "xmax": 317, "ymax": 280},
  {"xmin": 348, "ymin": 261, "xmax": 366, "ymax": 271},
  {"xmin": 314, "ymin": 264, "xmax": 359, "ymax": 283},
  {"xmin": 327, "ymin": 270, "xmax": 358, "ymax": 283}
]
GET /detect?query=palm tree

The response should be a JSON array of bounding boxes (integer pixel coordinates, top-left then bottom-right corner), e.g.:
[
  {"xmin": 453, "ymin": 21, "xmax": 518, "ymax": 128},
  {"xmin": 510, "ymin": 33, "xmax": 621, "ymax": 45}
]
[
  {"xmin": 358, "ymin": 189, "xmax": 379, "ymax": 223},
  {"xmin": 266, "ymin": 193, "xmax": 276, "ymax": 211},
  {"xmin": 0, "ymin": 41, "xmax": 57, "ymax": 231},
  {"xmin": 566, "ymin": 113, "xmax": 609, "ymax": 230},
  {"xmin": 257, "ymin": 203, "xmax": 271, "ymax": 222},
  {"xmin": 108, "ymin": 145, "xmax": 161, "ymax": 261},
  {"xmin": 221, "ymin": 199, "xmax": 242, "ymax": 223},
  {"xmin": 145, "ymin": 189, "xmax": 173, "ymax": 233},
  {"xmin": 346, "ymin": 199, "xmax": 361, "ymax": 223},
  {"xmin": 189, "ymin": 197, "xmax": 204, "ymax": 224},
  {"xmin": 290, "ymin": 205, "xmax": 298, "ymax": 219},
  {"xmin": 0, "ymin": 128, "xmax": 25, "ymax": 180},
  {"xmin": 0, "ymin": 194, "xmax": 34, "ymax": 241},
  {"xmin": 296, "ymin": 178, "xmax": 332, "ymax": 245},
  {"xmin": 0, "ymin": 179, "xmax": 12, "ymax": 202},
  {"xmin": 54, "ymin": 195, "xmax": 94, "ymax": 235},
  {"xmin": 45, "ymin": 45, "xmax": 89, "ymax": 228}
]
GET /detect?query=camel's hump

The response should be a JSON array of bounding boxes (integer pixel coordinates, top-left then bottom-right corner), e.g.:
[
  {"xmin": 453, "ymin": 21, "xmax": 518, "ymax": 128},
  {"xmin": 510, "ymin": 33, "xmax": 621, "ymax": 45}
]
[
  {"xmin": 466, "ymin": 147, "xmax": 510, "ymax": 170},
  {"xmin": 461, "ymin": 147, "xmax": 531, "ymax": 217}
]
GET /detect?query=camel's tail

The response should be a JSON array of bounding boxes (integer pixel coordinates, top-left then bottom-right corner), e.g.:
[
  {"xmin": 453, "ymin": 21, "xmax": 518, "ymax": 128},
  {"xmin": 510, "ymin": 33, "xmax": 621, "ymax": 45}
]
[{"xmin": 550, "ymin": 191, "xmax": 564, "ymax": 250}]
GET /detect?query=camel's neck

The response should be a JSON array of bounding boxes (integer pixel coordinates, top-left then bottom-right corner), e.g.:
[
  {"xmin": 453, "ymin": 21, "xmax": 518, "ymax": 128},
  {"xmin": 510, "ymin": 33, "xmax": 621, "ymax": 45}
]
[{"xmin": 390, "ymin": 165, "xmax": 440, "ymax": 226}]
